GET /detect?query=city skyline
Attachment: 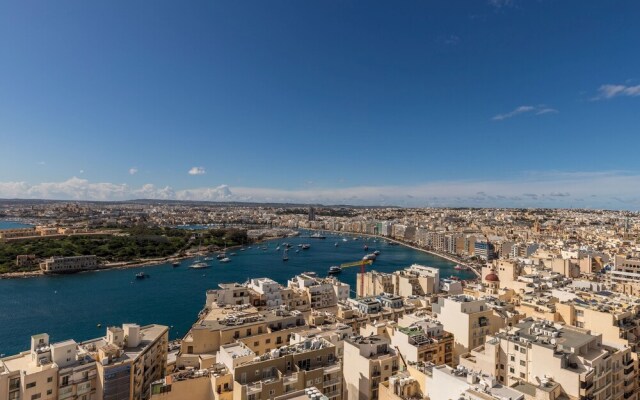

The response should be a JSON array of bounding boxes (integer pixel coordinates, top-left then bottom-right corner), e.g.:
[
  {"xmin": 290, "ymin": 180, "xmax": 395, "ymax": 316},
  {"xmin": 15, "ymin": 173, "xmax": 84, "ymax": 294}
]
[{"xmin": 2, "ymin": 0, "xmax": 640, "ymax": 208}]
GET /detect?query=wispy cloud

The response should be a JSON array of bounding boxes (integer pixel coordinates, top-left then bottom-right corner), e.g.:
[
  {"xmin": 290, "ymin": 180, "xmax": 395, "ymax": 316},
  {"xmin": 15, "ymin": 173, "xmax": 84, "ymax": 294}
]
[
  {"xmin": 129, "ymin": 167, "xmax": 138, "ymax": 175},
  {"xmin": 592, "ymin": 84, "xmax": 640, "ymax": 100},
  {"xmin": 1, "ymin": 171, "xmax": 640, "ymax": 209},
  {"xmin": 492, "ymin": 105, "xmax": 558, "ymax": 121},
  {"xmin": 188, "ymin": 166, "xmax": 206, "ymax": 175},
  {"xmin": 488, "ymin": 0, "xmax": 513, "ymax": 9}
]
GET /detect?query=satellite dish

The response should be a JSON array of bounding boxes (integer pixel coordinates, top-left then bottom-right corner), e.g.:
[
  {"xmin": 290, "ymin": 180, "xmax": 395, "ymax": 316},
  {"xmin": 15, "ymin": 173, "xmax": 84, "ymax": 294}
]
[{"xmin": 550, "ymin": 338, "xmax": 557, "ymax": 345}]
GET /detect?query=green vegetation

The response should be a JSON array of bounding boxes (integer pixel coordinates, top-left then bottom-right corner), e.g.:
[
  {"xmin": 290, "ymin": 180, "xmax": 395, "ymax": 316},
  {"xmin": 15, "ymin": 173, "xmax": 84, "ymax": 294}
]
[{"xmin": 0, "ymin": 227, "xmax": 251, "ymax": 273}]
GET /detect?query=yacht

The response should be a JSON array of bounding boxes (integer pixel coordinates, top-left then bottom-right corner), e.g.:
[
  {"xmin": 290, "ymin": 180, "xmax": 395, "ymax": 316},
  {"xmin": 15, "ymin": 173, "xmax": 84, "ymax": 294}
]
[
  {"xmin": 301, "ymin": 244, "xmax": 310, "ymax": 250},
  {"xmin": 220, "ymin": 257, "xmax": 231, "ymax": 263},
  {"xmin": 135, "ymin": 272, "xmax": 148, "ymax": 279},
  {"xmin": 189, "ymin": 261, "xmax": 210, "ymax": 269},
  {"xmin": 172, "ymin": 261, "xmax": 180, "ymax": 267},
  {"xmin": 309, "ymin": 233, "xmax": 326, "ymax": 239},
  {"xmin": 373, "ymin": 250, "xmax": 381, "ymax": 256},
  {"xmin": 363, "ymin": 253, "xmax": 377, "ymax": 261},
  {"xmin": 328, "ymin": 266, "xmax": 342, "ymax": 275}
]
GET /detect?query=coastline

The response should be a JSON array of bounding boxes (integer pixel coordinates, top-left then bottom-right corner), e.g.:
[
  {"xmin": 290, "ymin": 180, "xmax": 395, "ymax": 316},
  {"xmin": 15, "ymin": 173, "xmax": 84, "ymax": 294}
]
[
  {"xmin": 303, "ymin": 228, "xmax": 482, "ymax": 278},
  {"xmin": 0, "ymin": 235, "xmax": 290, "ymax": 279}
]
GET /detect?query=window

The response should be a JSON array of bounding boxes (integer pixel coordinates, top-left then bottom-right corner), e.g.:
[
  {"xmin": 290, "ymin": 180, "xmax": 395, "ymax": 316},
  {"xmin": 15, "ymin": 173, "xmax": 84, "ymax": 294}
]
[
  {"xmin": 254, "ymin": 341, "xmax": 259, "ymax": 346},
  {"xmin": 47, "ymin": 377, "xmax": 53, "ymax": 383},
  {"xmin": 510, "ymin": 356, "xmax": 515, "ymax": 362},
  {"xmin": 266, "ymin": 338, "xmax": 271, "ymax": 344},
  {"xmin": 520, "ymin": 372, "xmax": 526, "ymax": 378},
  {"xmin": 270, "ymin": 390, "xmax": 275, "ymax": 395},
  {"xmin": 316, "ymin": 356, "xmax": 322, "ymax": 362},
  {"xmin": 509, "ymin": 367, "xmax": 515, "ymax": 374},
  {"xmin": 47, "ymin": 390, "xmax": 52, "ymax": 395},
  {"xmin": 514, "ymin": 345, "xmax": 519, "ymax": 351},
  {"xmin": 62, "ymin": 376, "xmax": 69, "ymax": 386},
  {"xmin": 520, "ymin": 348, "xmax": 526, "ymax": 354},
  {"xmin": 247, "ymin": 329, "xmax": 251, "ymax": 336},
  {"xmin": 520, "ymin": 360, "xmax": 526, "ymax": 366},
  {"xmin": 255, "ymin": 370, "xmax": 260, "ymax": 376},
  {"xmin": 26, "ymin": 382, "xmax": 36, "ymax": 389},
  {"xmin": 31, "ymin": 395, "xmax": 41, "ymax": 400}
]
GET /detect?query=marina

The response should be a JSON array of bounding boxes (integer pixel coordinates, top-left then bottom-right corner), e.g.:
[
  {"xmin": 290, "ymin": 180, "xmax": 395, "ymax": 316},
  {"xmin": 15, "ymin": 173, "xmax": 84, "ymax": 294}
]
[{"xmin": 0, "ymin": 230, "xmax": 473, "ymax": 355}]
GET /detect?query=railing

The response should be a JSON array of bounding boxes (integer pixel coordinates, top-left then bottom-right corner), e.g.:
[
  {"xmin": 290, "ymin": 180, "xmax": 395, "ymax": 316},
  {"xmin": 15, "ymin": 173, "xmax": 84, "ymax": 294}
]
[
  {"xmin": 323, "ymin": 378, "xmax": 341, "ymax": 387},
  {"xmin": 624, "ymin": 366, "xmax": 634, "ymax": 375}
]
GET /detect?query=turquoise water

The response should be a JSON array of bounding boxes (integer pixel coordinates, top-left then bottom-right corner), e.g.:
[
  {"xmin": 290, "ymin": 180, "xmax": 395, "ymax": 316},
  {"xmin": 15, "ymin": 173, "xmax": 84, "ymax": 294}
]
[
  {"xmin": 0, "ymin": 220, "xmax": 33, "ymax": 229},
  {"xmin": 0, "ymin": 231, "xmax": 473, "ymax": 356}
]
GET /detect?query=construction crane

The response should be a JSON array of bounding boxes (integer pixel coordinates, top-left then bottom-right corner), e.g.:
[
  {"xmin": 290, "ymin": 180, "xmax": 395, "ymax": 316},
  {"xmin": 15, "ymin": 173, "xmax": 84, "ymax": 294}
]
[{"xmin": 340, "ymin": 259, "xmax": 373, "ymax": 298}]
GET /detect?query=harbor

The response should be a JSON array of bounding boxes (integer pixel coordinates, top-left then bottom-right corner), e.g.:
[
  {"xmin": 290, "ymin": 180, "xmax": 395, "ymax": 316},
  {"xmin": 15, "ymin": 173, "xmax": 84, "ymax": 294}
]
[{"xmin": 0, "ymin": 230, "xmax": 473, "ymax": 356}]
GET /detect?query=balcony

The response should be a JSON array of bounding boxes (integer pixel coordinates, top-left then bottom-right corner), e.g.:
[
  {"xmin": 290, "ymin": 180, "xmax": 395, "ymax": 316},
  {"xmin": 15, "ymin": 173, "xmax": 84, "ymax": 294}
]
[
  {"xmin": 625, "ymin": 391, "xmax": 635, "ymax": 399},
  {"xmin": 624, "ymin": 366, "xmax": 634, "ymax": 375},
  {"xmin": 324, "ymin": 390, "xmax": 341, "ymax": 398},
  {"xmin": 323, "ymin": 378, "xmax": 341, "ymax": 387},
  {"xmin": 372, "ymin": 370, "xmax": 381, "ymax": 377},
  {"xmin": 283, "ymin": 373, "xmax": 298, "ymax": 385},
  {"xmin": 246, "ymin": 382, "xmax": 262, "ymax": 395},
  {"xmin": 625, "ymin": 359, "xmax": 634, "ymax": 367}
]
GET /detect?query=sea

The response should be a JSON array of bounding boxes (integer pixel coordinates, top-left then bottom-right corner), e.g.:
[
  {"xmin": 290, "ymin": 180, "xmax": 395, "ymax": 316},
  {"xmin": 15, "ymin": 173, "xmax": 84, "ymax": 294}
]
[{"xmin": 0, "ymin": 228, "xmax": 474, "ymax": 356}]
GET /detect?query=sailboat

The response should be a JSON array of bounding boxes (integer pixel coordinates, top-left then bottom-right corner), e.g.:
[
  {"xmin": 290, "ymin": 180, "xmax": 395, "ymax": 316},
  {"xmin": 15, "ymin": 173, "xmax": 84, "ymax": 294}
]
[{"xmin": 189, "ymin": 237, "xmax": 210, "ymax": 269}]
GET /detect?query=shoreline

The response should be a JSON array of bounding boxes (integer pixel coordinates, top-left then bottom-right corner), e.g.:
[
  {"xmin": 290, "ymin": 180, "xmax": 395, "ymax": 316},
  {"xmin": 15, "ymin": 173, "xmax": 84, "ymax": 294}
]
[
  {"xmin": 0, "ymin": 235, "xmax": 289, "ymax": 280},
  {"xmin": 303, "ymin": 228, "xmax": 482, "ymax": 278}
]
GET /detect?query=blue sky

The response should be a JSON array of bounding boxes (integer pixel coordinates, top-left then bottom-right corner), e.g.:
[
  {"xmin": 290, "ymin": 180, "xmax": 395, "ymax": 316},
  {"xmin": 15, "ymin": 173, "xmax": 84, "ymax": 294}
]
[{"xmin": 1, "ymin": 0, "xmax": 639, "ymax": 208}]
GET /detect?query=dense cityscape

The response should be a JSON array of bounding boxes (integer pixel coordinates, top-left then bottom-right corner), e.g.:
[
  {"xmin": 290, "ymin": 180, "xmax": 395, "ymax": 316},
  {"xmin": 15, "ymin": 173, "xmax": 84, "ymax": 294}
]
[
  {"xmin": 3, "ymin": 1, "xmax": 639, "ymax": 400},
  {"xmin": 1, "ymin": 201, "xmax": 640, "ymax": 400}
]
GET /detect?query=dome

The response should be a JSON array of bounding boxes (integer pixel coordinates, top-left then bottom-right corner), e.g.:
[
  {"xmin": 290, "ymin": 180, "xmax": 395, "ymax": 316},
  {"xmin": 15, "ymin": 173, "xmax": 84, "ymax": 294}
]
[{"xmin": 484, "ymin": 272, "xmax": 500, "ymax": 282}]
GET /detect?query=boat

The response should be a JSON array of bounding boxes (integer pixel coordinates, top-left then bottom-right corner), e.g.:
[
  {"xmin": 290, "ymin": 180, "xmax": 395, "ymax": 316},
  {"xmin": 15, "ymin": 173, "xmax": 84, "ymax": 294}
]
[
  {"xmin": 335, "ymin": 242, "xmax": 339, "ymax": 247},
  {"xmin": 454, "ymin": 265, "xmax": 467, "ymax": 271},
  {"xmin": 172, "ymin": 261, "xmax": 180, "ymax": 267},
  {"xmin": 220, "ymin": 257, "xmax": 231, "ymax": 263},
  {"xmin": 261, "ymin": 246, "xmax": 268, "ymax": 250},
  {"xmin": 301, "ymin": 244, "xmax": 310, "ymax": 250},
  {"xmin": 204, "ymin": 257, "xmax": 214, "ymax": 261},
  {"xmin": 364, "ymin": 245, "xmax": 369, "ymax": 251},
  {"xmin": 297, "ymin": 244, "xmax": 303, "ymax": 248},
  {"xmin": 135, "ymin": 272, "xmax": 148, "ymax": 279},
  {"xmin": 388, "ymin": 241, "xmax": 399, "ymax": 246},
  {"xmin": 309, "ymin": 233, "xmax": 326, "ymax": 239},
  {"xmin": 328, "ymin": 266, "xmax": 342, "ymax": 275},
  {"xmin": 276, "ymin": 246, "xmax": 280, "ymax": 251},
  {"xmin": 216, "ymin": 253, "xmax": 226, "ymax": 260},
  {"xmin": 373, "ymin": 250, "xmax": 381, "ymax": 256},
  {"xmin": 342, "ymin": 238, "xmax": 348, "ymax": 242},
  {"xmin": 189, "ymin": 261, "xmax": 210, "ymax": 269},
  {"xmin": 283, "ymin": 249, "xmax": 289, "ymax": 262},
  {"xmin": 229, "ymin": 252, "xmax": 237, "ymax": 256},
  {"xmin": 363, "ymin": 253, "xmax": 377, "ymax": 261},
  {"xmin": 295, "ymin": 249, "xmax": 299, "ymax": 253}
]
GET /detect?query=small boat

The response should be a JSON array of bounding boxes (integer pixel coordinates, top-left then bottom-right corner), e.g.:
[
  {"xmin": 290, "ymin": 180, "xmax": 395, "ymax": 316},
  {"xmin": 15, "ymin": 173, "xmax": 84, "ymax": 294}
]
[
  {"xmin": 283, "ymin": 249, "xmax": 289, "ymax": 261},
  {"xmin": 216, "ymin": 253, "xmax": 226, "ymax": 260},
  {"xmin": 189, "ymin": 262, "xmax": 210, "ymax": 269},
  {"xmin": 204, "ymin": 257, "xmax": 214, "ymax": 261},
  {"xmin": 454, "ymin": 265, "xmax": 467, "ymax": 271},
  {"xmin": 219, "ymin": 257, "xmax": 231, "ymax": 263},
  {"xmin": 295, "ymin": 249, "xmax": 299, "ymax": 253},
  {"xmin": 328, "ymin": 266, "xmax": 342, "ymax": 275},
  {"xmin": 363, "ymin": 253, "xmax": 377, "ymax": 261},
  {"xmin": 229, "ymin": 252, "xmax": 237, "ymax": 256},
  {"xmin": 135, "ymin": 272, "xmax": 148, "ymax": 279},
  {"xmin": 261, "ymin": 246, "xmax": 268, "ymax": 250},
  {"xmin": 364, "ymin": 245, "xmax": 369, "ymax": 251},
  {"xmin": 97, "ymin": 323, "xmax": 102, "ymax": 328},
  {"xmin": 240, "ymin": 248, "xmax": 246, "ymax": 251},
  {"xmin": 297, "ymin": 244, "xmax": 303, "ymax": 248},
  {"xmin": 301, "ymin": 244, "xmax": 310, "ymax": 250},
  {"xmin": 276, "ymin": 246, "xmax": 280, "ymax": 251},
  {"xmin": 172, "ymin": 261, "xmax": 180, "ymax": 267},
  {"xmin": 309, "ymin": 233, "xmax": 326, "ymax": 239},
  {"xmin": 335, "ymin": 242, "xmax": 339, "ymax": 247},
  {"xmin": 342, "ymin": 238, "xmax": 348, "ymax": 242},
  {"xmin": 373, "ymin": 250, "xmax": 381, "ymax": 256}
]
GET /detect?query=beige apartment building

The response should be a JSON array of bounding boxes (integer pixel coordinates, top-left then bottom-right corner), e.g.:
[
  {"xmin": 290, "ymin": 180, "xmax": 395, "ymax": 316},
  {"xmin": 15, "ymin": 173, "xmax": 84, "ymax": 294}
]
[
  {"xmin": 459, "ymin": 318, "xmax": 637, "ymax": 400},
  {"xmin": 1, "ymin": 323, "xmax": 167, "ymax": 400},
  {"xmin": 343, "ymin": 335, "xmax": 400, "ymax": 400},
  {"xmin": 431, "ymin": 295, "xmax": 495, "ymax": 361},
  {"xmin": 180, "ymin": 307, "xmax": 307, "ymax": 367},
  {"xmin": 391, "ymin": 314, "xmax": 454, "ymax": 366},
  {"xmin": 222, "ymin": 338, "xmax": 341, "ymax": 400},
  {"xmin": 357, "ymin": 265, "xmax": 440, "ymax": 298},
  {"xmin": 555, "ymin": 292, "xmax": 640, "ymax": 349}
]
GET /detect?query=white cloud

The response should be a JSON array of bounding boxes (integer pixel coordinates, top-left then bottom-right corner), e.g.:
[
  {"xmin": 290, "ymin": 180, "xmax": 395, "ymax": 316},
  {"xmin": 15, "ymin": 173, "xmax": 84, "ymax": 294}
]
[
  {"xmin": 188, "ymin": 166, "xmax": 206, "ymax": 175},
  {"xmin": 593, "ymin": 84, "xmax": 640, "ymax": 100},
  {"xmin": 488, "ymin": 0, "xmax": 513, "ymax": 8},
  {"xmin": 129, "ymin": 168, "xmax": 138, "ymax": 175},
  {"xmin": 1, "ymin": 172, "xmax": 640, "ymax": 209},
  {"xmin": 492, "ymin": 105, "xmax": 558, "ymax": 121}
]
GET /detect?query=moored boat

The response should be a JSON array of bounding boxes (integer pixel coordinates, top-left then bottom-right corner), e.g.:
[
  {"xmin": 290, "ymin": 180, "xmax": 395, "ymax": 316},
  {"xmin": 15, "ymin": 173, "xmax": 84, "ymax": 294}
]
[{"xmin": 328, "ymin": 266, "xmax": 342, "ymax": 275}]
